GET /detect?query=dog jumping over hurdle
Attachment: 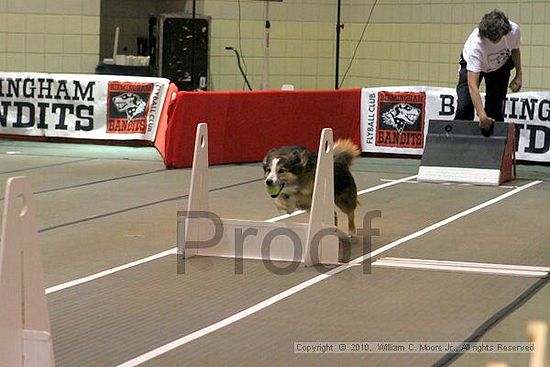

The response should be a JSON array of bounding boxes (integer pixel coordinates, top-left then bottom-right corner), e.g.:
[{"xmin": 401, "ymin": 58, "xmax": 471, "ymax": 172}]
[{"xmin": 262, "ymin": 139, "xmax": 360, "ymax": 236}]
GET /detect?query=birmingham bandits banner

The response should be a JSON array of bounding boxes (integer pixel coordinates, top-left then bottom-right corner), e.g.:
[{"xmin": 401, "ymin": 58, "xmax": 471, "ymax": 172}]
[
  {"xmin": 0, "ymin": 73, "xmax": 171, "ymax": 141},
  {"xmin": 361, "ymin": 86, "xmax": 550, "ymax": 163}
]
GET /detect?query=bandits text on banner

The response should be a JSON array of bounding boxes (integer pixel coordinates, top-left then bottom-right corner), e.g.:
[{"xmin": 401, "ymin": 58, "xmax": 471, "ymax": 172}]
[{"xmin": 0, "ymin": 73, "xmax": 170, "ymax": 142}]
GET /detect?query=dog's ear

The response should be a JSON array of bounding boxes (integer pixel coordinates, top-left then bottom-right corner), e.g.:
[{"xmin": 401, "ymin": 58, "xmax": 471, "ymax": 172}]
[
  {"xmin": 299, "ymin": 150, "xmax": 310, "ymax": 166},
  {"xmin": 289, "ymin": 151, "xmax": 308, "ymax": 169}
]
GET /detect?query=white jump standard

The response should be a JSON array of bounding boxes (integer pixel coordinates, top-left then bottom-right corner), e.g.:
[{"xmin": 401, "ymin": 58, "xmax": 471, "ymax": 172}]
[
  {"xmin": 0, "ymin": 177, "xmax": 55, "ymax": 367},
  {"xmin": 177, "ymin": 123, "xmax": 342, "ymax": 266}
]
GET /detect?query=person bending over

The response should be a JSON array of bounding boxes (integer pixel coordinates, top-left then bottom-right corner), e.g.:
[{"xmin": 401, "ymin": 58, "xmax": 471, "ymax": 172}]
[{"xmin": 454, "ymin": 9, "xmax": 522, "ymax": 132}]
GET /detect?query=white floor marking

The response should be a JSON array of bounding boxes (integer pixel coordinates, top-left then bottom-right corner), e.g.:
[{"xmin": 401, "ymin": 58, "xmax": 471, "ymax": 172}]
[
  {"xmin": 377, "ymin": 257, "xmax": 550, "ymax": 271},
  {"xmin": 46, "ymin": 175, "xmax": 417, "ymax": 294},
  {"xmin": 263, "ymin": 211, "xmax": 305, "ymax": 223},
  {"xmin": 379, "ymin": 178, "xmax": 419, "ymax": 184},
  {"xmin": 115, "ymin": 180, "xmax": 542, "ymax": 367},
  {"xmin": 357, "ymin": 174, "xmax": 417, "ymax": 195},
  {"xmin": 379, "ymin": 178, "xmax": 518, "ymax": 189},
  {"xmin": 45, "ymin": 249, "xmax": 177, "ymax": 294},
  {"xmin": 373, "ymin": 257, "xmax": 550, "ymax": 278}
]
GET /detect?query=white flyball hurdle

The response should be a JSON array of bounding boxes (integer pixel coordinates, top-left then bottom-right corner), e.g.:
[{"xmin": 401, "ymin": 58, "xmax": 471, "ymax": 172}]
[
  {"xmin": 0, "ymin": 177, "xmax": 55, "ymax": 367},
  {"xmin": 527, "ymin": 321, "xmax": 547, "ymax": 367},
  {"xmin": 177, "ymin": 123, "xmax": 340, "ymax": 266}
]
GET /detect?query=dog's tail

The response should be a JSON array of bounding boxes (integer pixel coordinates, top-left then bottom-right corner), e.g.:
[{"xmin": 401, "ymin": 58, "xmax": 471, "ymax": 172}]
[{"xmin": 333, "ymin": 139, "xmax": 360, "ymax": 167}]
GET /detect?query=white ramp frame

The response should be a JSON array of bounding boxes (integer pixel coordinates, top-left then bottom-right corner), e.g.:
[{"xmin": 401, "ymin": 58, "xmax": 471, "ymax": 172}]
[
  {"xmin": 0, "ymin": 177, "xmax": 54, "ymax": 367},
  {"xmin": 178, "ymin": 123, "xmax": 339, "ymax": 265}
]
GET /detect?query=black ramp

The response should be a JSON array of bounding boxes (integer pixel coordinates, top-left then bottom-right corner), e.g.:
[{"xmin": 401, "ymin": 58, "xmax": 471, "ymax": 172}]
[
  {"xmin": 418, "ymin": 120, "xmax": 514, "ymax": 185},
  {"xmin": 421, "ymin": 120, "xmax": 507, "ymax": 169}
]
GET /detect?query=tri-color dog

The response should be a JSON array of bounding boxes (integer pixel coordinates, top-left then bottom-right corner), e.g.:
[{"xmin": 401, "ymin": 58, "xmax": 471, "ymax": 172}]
[{"xmin": 262, "ymin": 139, "xmax": 360, "ymax": 235}]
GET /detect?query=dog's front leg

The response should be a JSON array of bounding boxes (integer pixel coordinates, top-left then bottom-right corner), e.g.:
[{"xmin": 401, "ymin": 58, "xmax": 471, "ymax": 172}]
[
  {"xmin": 275, "ymin": 194, "xmax": 297, "ymax": 214},
  {"xmin": 347, "ymin": 212, "xmax": 356, "ymax": 237}
]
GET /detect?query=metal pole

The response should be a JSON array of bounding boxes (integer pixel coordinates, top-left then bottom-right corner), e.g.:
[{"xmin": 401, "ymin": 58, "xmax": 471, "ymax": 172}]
[
  {"xmin": 335, "ymin": 0, "xmax": 342, "ymax": 90},
  {"xmin": 191, "ymin": 0, "xmax": 196, "ymax": 90},
  {"xmin": 261, "ymin": 1, "xmax": 271, "ymax": 90}
]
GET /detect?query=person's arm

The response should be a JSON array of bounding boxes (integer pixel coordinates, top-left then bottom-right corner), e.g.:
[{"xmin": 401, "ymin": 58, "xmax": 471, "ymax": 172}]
[
  {"xmin": 509, "ymin": 48, "xmax": 522, "ymax": 92},
  {"xmin": 467, "ymin": 70, "xmax": 494, "ymax": 128}
]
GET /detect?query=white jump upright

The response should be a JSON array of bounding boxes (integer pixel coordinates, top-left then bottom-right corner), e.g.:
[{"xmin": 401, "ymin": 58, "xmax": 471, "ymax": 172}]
[
  {"xmin": 0, "ymin": 177, "xmax": 55, "ymax": 367},
  {"xmin": 527, "ymin": 321, "xmax": 547, "ymax": 367},
  {"xmin": 303, "ymin": 128, "xmax": 337, "ymax": 265},
  {"xmin": 177, "ymin": 123, "xmax": 340, "ymax": 265},
  {"xmin": 180, "ymin": 122, "xmax": 210, "ymax": 259}
]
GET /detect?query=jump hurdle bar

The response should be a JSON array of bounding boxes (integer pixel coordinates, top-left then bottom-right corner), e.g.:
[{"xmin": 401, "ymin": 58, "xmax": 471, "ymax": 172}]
[
  {"xmin": 0, "ymin": 177, "xmax": 55, "ymax": 367},
  {"xmin": 177, "ymin": 123, "xmax": 340, "ymax": 266}
]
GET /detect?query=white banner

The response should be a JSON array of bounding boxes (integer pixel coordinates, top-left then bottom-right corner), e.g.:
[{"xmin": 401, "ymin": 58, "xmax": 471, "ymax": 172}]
[
  {"xmin": 0, "ymin": 73, "xmax": 171, "ymax": 141},
  {"xmin": 361, "ymin": 86, "xmax": 550, "ymax": 163}
]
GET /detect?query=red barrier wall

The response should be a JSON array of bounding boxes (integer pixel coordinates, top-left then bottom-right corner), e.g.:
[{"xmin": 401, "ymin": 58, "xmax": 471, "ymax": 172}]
[{"xmin": 163, "ymin": 89, "xmax": 362, "ymax": 168}]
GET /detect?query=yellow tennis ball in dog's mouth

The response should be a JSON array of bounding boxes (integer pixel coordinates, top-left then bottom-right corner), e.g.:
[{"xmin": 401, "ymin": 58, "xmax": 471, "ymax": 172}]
[{"xmin": 266, "ymin": 184, "xmax": 282, "ymax": 197}]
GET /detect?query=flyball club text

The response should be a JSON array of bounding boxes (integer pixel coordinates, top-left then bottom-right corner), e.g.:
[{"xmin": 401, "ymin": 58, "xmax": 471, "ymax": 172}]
[
  {"xmin": 440, "ymin": 94, "xmax": 550, "ymax": 154},
  {"xmin": 0, "ymin": 78, "xmax": 95, "ymax": 130}
]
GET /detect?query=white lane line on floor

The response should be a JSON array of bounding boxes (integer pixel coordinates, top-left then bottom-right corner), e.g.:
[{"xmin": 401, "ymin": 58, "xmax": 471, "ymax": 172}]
[
  {"xmin": 372, "ymin": 257, "xmax": 550, "ymax": 278},
  {"xmin": 115, "ymin": 179, "xmax": 542, "ymax": 367},
  {"xmin": 45, "ymin": 249, "xmax": 177, "ymax": 294},
  {"xmin": 357, "ymin": 174, "xmax": 417, "ymax": 194},
  {"xmin": 45, "ymin": 174, "xmax": 416, "ymax": 294},
  {"xmin": 377, "ymin": 257, "xmax": 550, "ymax": 271},
  {"xmin": 379, "ymin": 178, "xmax": 518, "ymax": 189},
  {"xmin": 265, "ymin": 174, "xmax": 417, "ymax": 222}
]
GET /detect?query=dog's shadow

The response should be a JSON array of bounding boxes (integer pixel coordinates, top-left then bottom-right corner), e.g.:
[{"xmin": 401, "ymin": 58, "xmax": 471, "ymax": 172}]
[{"xmin": 308, "ymin": 231, "xmax": 371, "ymax": 274}]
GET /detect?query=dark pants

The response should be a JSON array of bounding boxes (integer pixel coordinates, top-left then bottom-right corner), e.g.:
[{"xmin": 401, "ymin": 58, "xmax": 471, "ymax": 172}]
[{"xmin": 454, "ymin": 55, "xmax": 514, "ymax": 122}]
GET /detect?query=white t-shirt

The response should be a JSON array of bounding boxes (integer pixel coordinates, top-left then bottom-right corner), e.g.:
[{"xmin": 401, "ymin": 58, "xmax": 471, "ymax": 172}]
[{"xmin": 462, "ymin": 21, "xmax": 521, "ymax": 73}]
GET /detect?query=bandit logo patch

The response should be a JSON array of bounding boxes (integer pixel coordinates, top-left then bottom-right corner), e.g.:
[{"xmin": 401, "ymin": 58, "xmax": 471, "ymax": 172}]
[
  {"xmin": 382, "ymin": 103, "xmax": 420, "ymax": 133},
  {"xmin": 377, "ymin": 92, "xmax": 426, "ymax": 148},
  {"xmin": 107, "ymin": 82, "xmax": 152, "ymax": 134},
  {"xmin": 113, "ymin": 93, "xmax": 146, "ymax": 120}
]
